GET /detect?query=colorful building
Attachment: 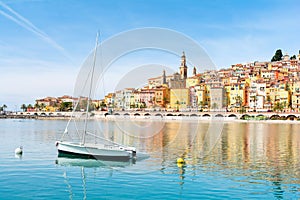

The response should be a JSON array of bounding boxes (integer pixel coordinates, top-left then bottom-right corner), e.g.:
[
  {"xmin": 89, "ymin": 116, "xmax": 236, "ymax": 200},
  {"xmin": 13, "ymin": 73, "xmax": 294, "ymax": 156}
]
[{"xmin": 170, "ymin": 88, "xmax": 190, "ymax": 110}]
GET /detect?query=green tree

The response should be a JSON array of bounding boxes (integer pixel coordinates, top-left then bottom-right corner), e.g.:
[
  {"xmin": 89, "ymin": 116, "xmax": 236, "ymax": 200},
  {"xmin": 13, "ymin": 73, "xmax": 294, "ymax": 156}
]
[
  {"xmin": 21, "ymin": 104, "xmax": 27, "ymax": 112},
  {"xmin": 266, "ymin": 95, "xmax": 271, "ymax": 103},
  {"xmin": 88, "ymin": 102, "xmax": 95, "ymax": 112},
  {"xmin": 273, "ymin": 102, "xmax": 284, "ymax": 113},
  {"xmin": 198, "ymin": 101, "xmax": 203, "ymax": 112},
  {"xmin": 60, "ymin": 102, "xmax": 73, "ymax": 111},
  {"xmin": 95, "ymin": 104, "xmax": 100, "ymax": 111},
  {"xmin": 40, "ymin": 103, "xmax": 46, "ymax": 111},
  {"xmin": 239, "ymin": 106, "xmax": 246, "ymax": 114},
  {"xmin": 140, "ymin": 102, "xmax": 146, "ymax": 109},
  {"xmin": 271, "ymin": 49, "xmax": 283, "ymax": 62},
  {"xmin": 100, "ymin": 101, "xmax": 106, "ymax": 111},
  {"xmin": 27, "ymin": 104, "xmax": 33, "ymax": 110},
  {"xmin": 236, "ymin": 95, "xmax": 242, "ymax": 108},
  {"xmin": 175, "ymin": 100, "xmax": 180, "ymax": 111},
  {"xmin": 34, "ymin": 103, "xmax": 40, "ymax": 111},
  {"xmin": 285, "ymin": 84, "xmax": 292, "ymax": 109},
  {"xmin": 2, "ymin": 104, "xmax": 7, "ymax": 112},
  {"xmin": 211, "ymin": 102, "xmax": 218, "ymax": 111}
]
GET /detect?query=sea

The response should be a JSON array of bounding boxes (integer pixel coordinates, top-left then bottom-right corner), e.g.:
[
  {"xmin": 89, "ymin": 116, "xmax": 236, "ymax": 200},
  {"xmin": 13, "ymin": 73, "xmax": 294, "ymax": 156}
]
[{"xmin": 0, "ymin": 118, "xmax": 299, "ymax": 199}]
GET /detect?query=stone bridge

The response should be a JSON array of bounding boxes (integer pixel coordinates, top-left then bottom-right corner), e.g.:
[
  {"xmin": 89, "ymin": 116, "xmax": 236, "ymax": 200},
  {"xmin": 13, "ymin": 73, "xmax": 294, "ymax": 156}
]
[{"xmin": 102, "ymin": 111, "xmax": 300, "ymax": 120}]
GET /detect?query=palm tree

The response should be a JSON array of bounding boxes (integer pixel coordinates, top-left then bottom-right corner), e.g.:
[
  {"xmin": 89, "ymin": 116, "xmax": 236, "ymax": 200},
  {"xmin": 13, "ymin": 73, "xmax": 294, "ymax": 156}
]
[
  {"xmin": 27, "ymin": 104, "xmax": 33, "ymax": 111},
  {"xmin": 283, "ymin": 101, "xmax": 287, "ymax": 112},
  {"xmin": 273, "ymin": 102, "xmax": 284, "ymax": 113},
  {"xmin": 40, "ymin": 103, "xmax": 46, "ymax": 111},
  {"xmin": 265, "ymin": 95, "xmax": 272, "ymax": 111},
  {"xmin": 2, "ymin": 104, "xmax": 7, "ymax": 112},
  {"xmin": 21, "ymin": 104, "xmax": 27, "ymax": 112},
  {"xmin": 34, "ymin": 103, "xmax": 40, "ymax": 111}
]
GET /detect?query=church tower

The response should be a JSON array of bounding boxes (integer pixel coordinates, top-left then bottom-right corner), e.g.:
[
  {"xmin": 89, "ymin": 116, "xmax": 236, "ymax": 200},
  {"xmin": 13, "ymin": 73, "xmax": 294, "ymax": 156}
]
[
  {"xmin": 162, "ymin": 69, "xmax": 166, "ymax": 84},
  {"xmin": 193, "ymin": 66, "xmax": 197, "ymax": 76},
  {"xmin": 180, "ymin": 51, "xmax": 188, "ymax": 79}
]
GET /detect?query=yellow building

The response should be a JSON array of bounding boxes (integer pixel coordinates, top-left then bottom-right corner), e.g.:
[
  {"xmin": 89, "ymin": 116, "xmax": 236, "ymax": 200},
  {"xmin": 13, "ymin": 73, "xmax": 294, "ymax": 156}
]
[
  {"xmin": 186, "ymin": 75, "xmax": 200, "ymax": 88},
  {"xmin": 154, "ymin": 86, "xmax": 170, "ymax": 108},
  {"xmin": 269, "ymin": 83, "xmax": 289, "ymax": 110},
  {"xmin": 194, "ymin": 83, "xmax": 210, "ymax": 109},
  {"xmin": 290, "ymin": 81, "xmax": 300, "ymax": 111},
  {"xmin": 221, "ymin": 76, "xmax": 231, "ymax": 86},
  {"xmin": 170, "ymin": 88, "xmax": 190, "ymax": 110},
  {"xmin": 104, "ymin": 93, "xmax": 115, "ymax": 106},
  {"xmin": 225, "ymin": 83, "xmax": 246, "ymax": 111}
]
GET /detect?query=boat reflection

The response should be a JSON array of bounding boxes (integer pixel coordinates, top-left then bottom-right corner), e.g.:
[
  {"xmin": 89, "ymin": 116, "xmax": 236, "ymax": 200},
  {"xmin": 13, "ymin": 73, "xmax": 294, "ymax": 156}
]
[{"xmin": 55, "ymin": 156, "xmax": 136, "ymax": 168}]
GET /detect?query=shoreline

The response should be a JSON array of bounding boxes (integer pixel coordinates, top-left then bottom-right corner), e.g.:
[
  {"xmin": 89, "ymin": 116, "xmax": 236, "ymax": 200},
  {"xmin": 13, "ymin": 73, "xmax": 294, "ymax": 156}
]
[
  {"xmin": 95, "ymin": 115, "xmax": 300, "ymax": 124},
  {"xmin": 1, "ymin": 112, "xmax": 300, "ymax": 124}
]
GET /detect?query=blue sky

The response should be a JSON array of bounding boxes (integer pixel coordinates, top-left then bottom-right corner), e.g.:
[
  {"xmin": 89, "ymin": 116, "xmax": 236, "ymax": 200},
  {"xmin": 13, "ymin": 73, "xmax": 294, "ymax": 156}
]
[{"xmin": 0, "ymin": 0, "xmax": 299, "ymax": 110}]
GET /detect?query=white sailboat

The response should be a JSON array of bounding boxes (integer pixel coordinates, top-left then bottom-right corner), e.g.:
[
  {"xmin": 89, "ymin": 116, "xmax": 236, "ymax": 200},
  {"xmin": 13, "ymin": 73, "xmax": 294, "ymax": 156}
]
[{"xmin": 56, "ymin": 32, "xmax": 136, "ymax": 161}]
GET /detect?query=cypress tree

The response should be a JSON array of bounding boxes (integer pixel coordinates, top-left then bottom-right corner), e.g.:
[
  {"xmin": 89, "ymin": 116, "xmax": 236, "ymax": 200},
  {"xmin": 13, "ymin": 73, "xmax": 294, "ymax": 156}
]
[{"xmin": 271, "ymin": 49, "xmax": 283, "ymax": 62}]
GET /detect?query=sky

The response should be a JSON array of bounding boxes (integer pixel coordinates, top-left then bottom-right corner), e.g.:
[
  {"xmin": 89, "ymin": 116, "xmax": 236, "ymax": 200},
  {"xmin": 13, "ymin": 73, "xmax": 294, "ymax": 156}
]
[{"xmin": 0, "ymin": 0, "xmax": 299, "ymax": 110}]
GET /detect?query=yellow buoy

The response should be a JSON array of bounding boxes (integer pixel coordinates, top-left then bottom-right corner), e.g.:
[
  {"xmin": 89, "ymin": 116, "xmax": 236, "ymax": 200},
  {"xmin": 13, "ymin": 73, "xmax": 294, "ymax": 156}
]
[
  {"xmin": 177, "ymin": 157, "xmax": 185, "ymax": 164},
  {"xmin": 177, "ymin": 163, "xmax": 183, "ymax": 168}
]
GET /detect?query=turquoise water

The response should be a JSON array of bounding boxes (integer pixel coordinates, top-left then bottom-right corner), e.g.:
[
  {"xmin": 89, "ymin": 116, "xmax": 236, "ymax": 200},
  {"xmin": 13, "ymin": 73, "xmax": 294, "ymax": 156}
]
[{"xmin": 0, "ymin": 119, "xmax": 299, "ymax": 199}]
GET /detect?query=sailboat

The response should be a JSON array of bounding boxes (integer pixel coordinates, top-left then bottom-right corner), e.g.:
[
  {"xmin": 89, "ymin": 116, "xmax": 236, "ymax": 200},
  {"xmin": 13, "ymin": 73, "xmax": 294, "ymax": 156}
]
[{"xmin": 55, "ymin": 32, "xmax": 136, "ymax": 161}]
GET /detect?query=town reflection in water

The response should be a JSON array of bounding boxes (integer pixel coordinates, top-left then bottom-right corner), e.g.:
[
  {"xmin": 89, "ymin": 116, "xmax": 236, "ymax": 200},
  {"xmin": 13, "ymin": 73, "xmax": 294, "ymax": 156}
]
[{"xmin": 101, "ymin": 119, "xmax": 300, "ymax": 194}]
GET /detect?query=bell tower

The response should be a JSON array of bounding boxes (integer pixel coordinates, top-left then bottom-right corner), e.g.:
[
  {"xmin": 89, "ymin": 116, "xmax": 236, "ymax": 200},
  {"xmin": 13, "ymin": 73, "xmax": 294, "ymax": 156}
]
[
  {"xmin": 162, "ymin": 69, "xmax": 166, "ymax": 84},
  {"xmin": 180, "ymin": 51, "xmax": 187, "ymax": 79},
  {"xmin": 193, "ymin": 66, "xmax": 197, "ymax": 76}
]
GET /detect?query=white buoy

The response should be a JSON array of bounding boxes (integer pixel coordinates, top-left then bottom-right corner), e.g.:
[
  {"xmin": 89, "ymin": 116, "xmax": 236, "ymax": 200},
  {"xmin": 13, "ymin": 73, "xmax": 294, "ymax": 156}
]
[{"xmin": 15, "ymin": 146, "xmax": 23, "ymax": 155}]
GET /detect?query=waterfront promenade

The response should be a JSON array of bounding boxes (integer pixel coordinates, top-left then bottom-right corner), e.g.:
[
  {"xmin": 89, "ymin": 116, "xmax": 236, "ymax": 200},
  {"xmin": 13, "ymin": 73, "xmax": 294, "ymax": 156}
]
[{"xmin": 2, "ymin": 110, "xmax": 300, "ymax": 121}]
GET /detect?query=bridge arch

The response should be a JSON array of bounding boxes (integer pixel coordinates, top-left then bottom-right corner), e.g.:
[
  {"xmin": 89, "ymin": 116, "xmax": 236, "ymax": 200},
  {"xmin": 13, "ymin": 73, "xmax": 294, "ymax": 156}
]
[
  {"xmin": 202, "ymin": 114, "xmax": 210, "ymax": 117},
  {"xmin": 166, "ymin": 113, "xmax": 174, "ymax": 116},
  {"xmin": 256, "ymin": 114, "xmax": 267, "ymax": 120},
  {"xmin": 190, "ymin": 114, "xmax": 198, "ymax": 117},
  {"xmin": 286, "ymin": 115, "xmax": 297, "ymax": 120},
  {"xmin": 114, "ymin": 113, "xmax": 120, "ymax": 115},
  {"xmin": 240, "ymin": 114, "xmax": 251, "ymax": 120},
  {"xmin": 215, "ymin": 114, "xmax": 224, "ymax": 117},
  {"xmin": 270, "ymin": 115, "xmax": 280, "ymax": 120},
  {"xmin": 228, "ymin": 114, "xmax": 237, "ymax": 118},
  {"xmin": 124, "ymin": 113, "xmax": 130, "ymax": 116},
  {"xmin": 178, "ymin": 113, "xmax": 185, "ymax": 116},
  {"xmin": 155, "ymin": 113, "xmax": 162, "ymax": 117},
  {"xmin": 144, "ymin": 113, "xmax": 151, "ymax": 116},
  {"xmin": 134, "ymin": 113, "xmax": 140, "ymax": 116}
]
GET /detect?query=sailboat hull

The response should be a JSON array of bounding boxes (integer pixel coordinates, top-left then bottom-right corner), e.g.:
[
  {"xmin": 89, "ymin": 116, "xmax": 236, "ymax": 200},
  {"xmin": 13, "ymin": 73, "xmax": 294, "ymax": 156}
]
[{"xmin": 56, "ymin": 141, "xmax": 133, "ymax": 161}]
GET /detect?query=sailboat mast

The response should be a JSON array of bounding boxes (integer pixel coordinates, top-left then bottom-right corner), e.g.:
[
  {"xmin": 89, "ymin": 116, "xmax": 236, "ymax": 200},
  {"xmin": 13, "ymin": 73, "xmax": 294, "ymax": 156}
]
[{"xmin": 82, "ymin": 32, "xmax": 99, "ymax": 145}]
